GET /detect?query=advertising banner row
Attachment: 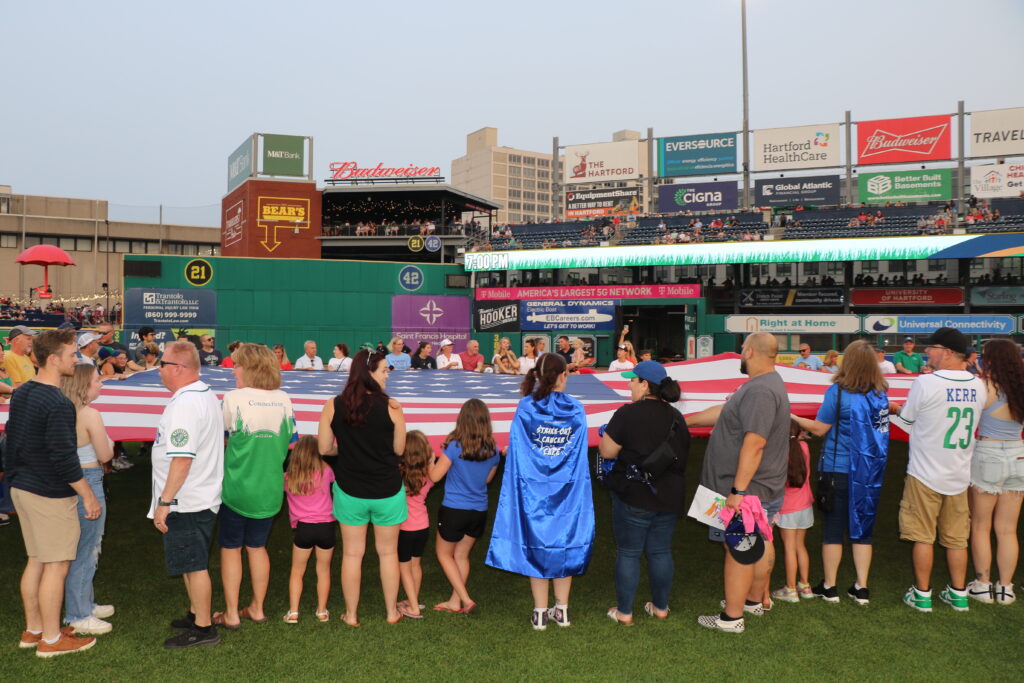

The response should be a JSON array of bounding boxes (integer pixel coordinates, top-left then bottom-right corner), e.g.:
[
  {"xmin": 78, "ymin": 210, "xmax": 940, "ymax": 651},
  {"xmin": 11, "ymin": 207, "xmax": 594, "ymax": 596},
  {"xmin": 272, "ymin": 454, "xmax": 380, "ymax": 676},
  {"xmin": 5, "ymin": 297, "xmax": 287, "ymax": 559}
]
[
  {"xmin": 737, "ymin": 287, "xmax": 971, "ymax": 309},
  {"xmin": 475, "ymin": 300, "xmax": 617, "ymax": 332},
  {"xmin": 570, "ymin": 108, "xmax": 1024, "ymax": 184},
  {"xmin": 728, "ymin": 314, "xmax": 1023, "ymax": 335}
]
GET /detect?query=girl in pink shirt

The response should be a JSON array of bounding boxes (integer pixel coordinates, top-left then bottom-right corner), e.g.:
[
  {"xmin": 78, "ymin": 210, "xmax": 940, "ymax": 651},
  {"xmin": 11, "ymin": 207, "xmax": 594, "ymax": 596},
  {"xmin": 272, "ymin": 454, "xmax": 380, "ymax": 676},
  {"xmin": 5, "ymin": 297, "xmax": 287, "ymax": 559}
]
[
  {"xmin": 397, "ymin": 430, "xmax": 436, "ymax": 619},
  {"xmin": 283, "ymin": 436, "xmax": 336, "ymax": 623},
  {"xmin": 772, "ymin": 423, "xmax": 815, "ymax": 603}
]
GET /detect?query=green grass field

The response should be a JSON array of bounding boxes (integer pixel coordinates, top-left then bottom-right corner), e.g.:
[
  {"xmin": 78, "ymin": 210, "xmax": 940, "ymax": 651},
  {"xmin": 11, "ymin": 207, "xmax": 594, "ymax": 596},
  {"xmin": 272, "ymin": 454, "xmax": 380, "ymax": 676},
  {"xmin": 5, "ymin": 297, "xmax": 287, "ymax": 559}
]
[{"xmin": 3, "ymin": 440, "xmax": 1022, "ymax": 681}]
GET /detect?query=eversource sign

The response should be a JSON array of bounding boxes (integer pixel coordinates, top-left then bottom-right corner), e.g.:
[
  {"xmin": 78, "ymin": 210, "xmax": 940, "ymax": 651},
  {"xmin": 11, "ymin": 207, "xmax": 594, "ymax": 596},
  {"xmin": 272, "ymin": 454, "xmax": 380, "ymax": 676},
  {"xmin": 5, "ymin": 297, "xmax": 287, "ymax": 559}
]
[
  {"xmin": 657, "ymin": 133, "xmax": 737, "ymax": 177},
  {"xmin": 657, "ymin": 181, "xmax": 738, "ymax": 212},
  {"xmin": 857, "ymin": 169, "xmax": 952, "ymax": 204}
]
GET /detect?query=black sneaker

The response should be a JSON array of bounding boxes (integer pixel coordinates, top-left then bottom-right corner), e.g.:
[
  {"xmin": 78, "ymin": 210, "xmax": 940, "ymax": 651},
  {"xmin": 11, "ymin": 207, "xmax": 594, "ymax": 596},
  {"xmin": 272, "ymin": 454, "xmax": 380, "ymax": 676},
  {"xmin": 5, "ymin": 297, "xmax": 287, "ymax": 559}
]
[
  {"xmin": 811, "ymin": 581, "xmax": 839, "ymax": 603},
  {"xmin": 164, "ymin": 626, "xmax": 220, "ymax": 650},
  {"xmin": 170, "ymin": 614, "xmax": 196, "ymax": 631},
  {"xmin": 847, "ymin": 584, "xmax": 870, "ymax": 605}
]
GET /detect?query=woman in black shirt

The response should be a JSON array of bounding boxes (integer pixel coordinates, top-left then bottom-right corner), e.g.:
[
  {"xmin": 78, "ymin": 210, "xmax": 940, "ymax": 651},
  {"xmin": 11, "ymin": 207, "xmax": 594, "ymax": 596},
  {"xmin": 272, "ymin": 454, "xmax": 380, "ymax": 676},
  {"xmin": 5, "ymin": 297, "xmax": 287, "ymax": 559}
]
[
  {"xmin": 599, "ymin": 361, "xmax": 690, "ymax": 625},
  {"xmin": 318, "ymin": 350, "xmax": 407, "ymax": 626},
  {"xmin": 410, "ymin": 342, "xmax": 437, "ymax": 370}
]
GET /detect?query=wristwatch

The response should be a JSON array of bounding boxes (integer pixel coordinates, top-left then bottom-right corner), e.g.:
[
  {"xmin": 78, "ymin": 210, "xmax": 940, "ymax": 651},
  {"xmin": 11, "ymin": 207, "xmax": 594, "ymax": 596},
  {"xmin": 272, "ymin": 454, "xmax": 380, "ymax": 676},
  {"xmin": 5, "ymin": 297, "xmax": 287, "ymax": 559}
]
[
  {"xmin": 730, "ymin": 487, "xmax": 748, "ymax": 496},
  {"xmin": 157, "ymin": 498, "xmax": 175, "ymax": 507}
]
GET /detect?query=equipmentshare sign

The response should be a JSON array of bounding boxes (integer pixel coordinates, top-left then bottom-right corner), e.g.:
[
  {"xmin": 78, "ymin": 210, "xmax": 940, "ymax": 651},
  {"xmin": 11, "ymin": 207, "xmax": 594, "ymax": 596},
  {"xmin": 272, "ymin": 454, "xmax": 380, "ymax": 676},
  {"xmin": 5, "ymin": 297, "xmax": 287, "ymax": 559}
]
[{"xmin": 565, "ymin": 187, "xmax": 640, "ymax": 218}]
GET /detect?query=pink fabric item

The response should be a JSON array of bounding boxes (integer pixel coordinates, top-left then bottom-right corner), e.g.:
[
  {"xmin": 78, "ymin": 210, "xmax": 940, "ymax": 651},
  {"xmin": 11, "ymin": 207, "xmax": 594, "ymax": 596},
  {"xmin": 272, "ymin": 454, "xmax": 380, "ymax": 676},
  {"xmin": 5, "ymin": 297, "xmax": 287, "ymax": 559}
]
[
  {"xmin": 719, "ymin": 495, "xmax": 774, "ymax": 542},
  {"xmin": 284, "ymin": 466, "xmax": 336, "ymax": 528},
  {"xmin": 400, "ymin": 477, "xmax": 435, "ymax": 532},
  {"xmin": 780, "ymin": 441, "xmax": 814, "ymax": 515}
]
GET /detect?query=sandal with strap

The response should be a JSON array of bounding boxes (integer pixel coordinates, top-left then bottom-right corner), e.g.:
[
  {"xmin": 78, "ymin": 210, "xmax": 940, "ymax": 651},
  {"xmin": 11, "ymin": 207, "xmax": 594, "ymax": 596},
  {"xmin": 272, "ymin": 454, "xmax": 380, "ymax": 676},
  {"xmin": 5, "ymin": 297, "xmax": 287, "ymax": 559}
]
[
  {"xmin": 644, "ymin": 602, "xmax": 670, "ymax": 620},
  {"xmin": 315, "ymin": 610, "xmax": 329, "ymax": 622},
  {"xmin": 283, "ymin": 611, "xmax": 299, "ymax": 624},
  {"xmin": 607, "ymin": 607, "xmax": 634, "ymax": 626}
]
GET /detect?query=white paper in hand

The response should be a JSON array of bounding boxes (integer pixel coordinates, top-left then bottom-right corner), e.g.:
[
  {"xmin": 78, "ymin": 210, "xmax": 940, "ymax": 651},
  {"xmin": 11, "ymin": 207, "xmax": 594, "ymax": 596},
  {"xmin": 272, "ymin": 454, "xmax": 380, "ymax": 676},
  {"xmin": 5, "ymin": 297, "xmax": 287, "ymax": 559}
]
[{"xmin": 687, "ymin": 484, "xmax": 727, "ymax": 530}]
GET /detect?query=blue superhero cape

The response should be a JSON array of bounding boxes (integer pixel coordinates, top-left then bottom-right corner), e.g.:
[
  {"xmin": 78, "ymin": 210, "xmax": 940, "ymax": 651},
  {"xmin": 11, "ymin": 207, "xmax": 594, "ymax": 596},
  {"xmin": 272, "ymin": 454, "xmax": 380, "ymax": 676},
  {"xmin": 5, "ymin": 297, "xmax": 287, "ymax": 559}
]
[
  {"xmin": 846, "ymin": 390, "xmax": 890, "ymax": 540},
  {"xmin": 485, "ymin": 391, "xmax": 595, "ymax": 579}
]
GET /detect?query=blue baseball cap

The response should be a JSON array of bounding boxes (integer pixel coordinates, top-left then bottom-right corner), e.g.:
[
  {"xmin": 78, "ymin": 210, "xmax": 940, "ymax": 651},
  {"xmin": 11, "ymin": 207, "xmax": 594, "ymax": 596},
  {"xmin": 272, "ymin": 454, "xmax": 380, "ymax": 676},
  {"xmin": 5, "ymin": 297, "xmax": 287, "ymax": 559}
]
[
  {"xmin": 622, "ymin": 360, "xmax": 667, "ymax": 384},
  {"xmin": 723, "ymin": 514, "xmax": 765, "ymax": 565}
]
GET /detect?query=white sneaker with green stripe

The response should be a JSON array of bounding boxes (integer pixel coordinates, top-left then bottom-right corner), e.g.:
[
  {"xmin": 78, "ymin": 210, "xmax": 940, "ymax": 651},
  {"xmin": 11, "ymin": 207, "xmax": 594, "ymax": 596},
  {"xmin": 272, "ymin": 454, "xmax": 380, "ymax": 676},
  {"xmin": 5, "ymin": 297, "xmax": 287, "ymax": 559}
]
[
  {"xmin": 902, "ymin": 585, "xmax": 932, "ymax": 613},
  {"xmin": 939, "ymin": 585, "xmax": 969, "ymax": 612}
]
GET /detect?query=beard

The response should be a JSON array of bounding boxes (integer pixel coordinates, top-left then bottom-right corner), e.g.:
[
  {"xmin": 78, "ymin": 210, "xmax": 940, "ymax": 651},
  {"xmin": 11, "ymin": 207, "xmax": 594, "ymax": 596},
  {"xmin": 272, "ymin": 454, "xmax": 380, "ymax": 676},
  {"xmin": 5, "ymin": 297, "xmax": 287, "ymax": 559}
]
[{"xmin": 739, "ymin": 357, "xmax": 748, "ymax": 376}]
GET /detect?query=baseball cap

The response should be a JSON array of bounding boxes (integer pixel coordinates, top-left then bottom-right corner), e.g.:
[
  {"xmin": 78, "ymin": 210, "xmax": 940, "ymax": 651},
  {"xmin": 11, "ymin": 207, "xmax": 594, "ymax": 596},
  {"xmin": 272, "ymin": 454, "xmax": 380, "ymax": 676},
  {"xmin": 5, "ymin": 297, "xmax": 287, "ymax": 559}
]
[
  {"xmin": 439, "ymin": 338, "xmax": 454, "ymax": 347},
  {"xmin": 57, "ymin": 321, "xmax": 78, "ymax": 330},
  {"xmin": 923, "ymin": 326, "xmax": 969, "ymax": 356},
  {"xmin": 360, "ymin": 342, "xmax": 375, "ymax": 351},
  {"xmin": 98, "ymin": 347, "xmax": 116, "ymax": 361},
  {"xmin": 622, "ymin": 360, "xmax": 668, "ymax": 384},
  {"xmin": 723, "ymin": 514, "xmax": 765, "ymax": 565},
  {"xmin": 902, "ymin": 336, "xmax": 915, "ymax": 343},
  {"xmin": 8, "ymin": 325, "xmax": 37, "ymax": 340},
  {"xmin": 77, "ymin": 332, "xmax": 101, "ymax": 348}
]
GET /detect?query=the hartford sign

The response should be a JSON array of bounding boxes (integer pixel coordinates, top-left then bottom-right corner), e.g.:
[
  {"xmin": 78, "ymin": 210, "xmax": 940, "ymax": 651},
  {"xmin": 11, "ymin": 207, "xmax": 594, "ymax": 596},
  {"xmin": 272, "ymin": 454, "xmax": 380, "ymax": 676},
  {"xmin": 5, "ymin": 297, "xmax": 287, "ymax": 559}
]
[{"xmin": 328, "ymin": 161, "xmax": 442, "ymax": 180}]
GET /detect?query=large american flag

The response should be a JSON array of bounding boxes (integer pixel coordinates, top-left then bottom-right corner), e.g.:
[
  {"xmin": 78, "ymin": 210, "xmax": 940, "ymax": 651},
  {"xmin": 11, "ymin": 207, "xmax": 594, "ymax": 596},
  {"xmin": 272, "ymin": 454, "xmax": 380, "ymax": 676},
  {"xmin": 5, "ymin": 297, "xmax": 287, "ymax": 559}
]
[{"xmin": 0, "ymin": 354, "xmax": 915, "ymax": 446}]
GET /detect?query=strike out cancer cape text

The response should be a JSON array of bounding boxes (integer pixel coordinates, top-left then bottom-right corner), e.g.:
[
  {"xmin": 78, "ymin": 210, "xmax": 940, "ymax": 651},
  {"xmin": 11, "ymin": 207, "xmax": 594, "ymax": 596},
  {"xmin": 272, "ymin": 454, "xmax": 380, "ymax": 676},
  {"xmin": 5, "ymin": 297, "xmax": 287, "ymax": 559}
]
[{"xmin": 486, "ymin": 391, "xmax": 595, "ymax": 579}]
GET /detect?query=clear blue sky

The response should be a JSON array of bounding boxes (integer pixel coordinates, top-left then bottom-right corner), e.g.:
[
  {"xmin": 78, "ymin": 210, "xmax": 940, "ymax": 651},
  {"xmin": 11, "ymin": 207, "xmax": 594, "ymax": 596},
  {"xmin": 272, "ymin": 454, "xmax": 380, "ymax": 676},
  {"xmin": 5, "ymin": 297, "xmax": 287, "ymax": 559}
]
[{"xmin": 1, "ymin": 0, "xmax": 1021, "ymax": 224}]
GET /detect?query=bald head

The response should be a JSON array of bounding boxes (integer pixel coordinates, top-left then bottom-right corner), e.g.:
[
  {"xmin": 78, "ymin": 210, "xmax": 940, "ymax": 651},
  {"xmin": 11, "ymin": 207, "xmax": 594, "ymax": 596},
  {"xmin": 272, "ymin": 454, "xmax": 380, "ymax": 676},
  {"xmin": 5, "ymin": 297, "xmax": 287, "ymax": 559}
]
[
  {"xmin": 744, "ymin": 332, "xmax": 778, "ymax": 359},
  {"xmin": 164, "ymin": 341, "xmax": 200, "ymax": 370}
]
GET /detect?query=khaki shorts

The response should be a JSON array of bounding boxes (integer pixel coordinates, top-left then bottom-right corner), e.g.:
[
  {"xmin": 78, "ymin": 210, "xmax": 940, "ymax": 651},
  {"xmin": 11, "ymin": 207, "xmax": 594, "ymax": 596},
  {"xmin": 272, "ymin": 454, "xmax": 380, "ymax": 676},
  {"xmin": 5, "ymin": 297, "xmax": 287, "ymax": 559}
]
[
  {"xmin": 898, "ymin": 475, "xmax": 969, "ymax": 549},
  {"xmin": 11, "ymin": 488, "xmax": 80, "ymax": 563}
]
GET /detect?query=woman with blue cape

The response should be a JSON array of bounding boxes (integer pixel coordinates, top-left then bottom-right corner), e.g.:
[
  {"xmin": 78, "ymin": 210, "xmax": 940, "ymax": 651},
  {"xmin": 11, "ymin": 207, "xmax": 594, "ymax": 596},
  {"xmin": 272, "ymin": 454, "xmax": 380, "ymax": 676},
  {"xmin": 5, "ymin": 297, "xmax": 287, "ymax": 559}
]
[
  {"xmin": 792, "ymin": 339, "xmax": 891, "ymax": 606},
  {"xmin": 485, "ymin": 352, "xmax": 595, "ymax": 631}
]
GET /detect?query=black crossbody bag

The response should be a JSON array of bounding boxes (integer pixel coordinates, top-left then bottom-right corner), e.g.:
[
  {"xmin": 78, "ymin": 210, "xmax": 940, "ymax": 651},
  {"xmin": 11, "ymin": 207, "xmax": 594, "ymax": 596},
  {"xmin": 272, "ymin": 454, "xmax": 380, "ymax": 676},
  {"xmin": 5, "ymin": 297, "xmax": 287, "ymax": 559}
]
[
  {"xmin": 815, "ymin": 388, "xmax": 841, "ymax": 513},
  {"xmin": 639, "ymin": 402, "xmax": 680, "ymax": 483}
]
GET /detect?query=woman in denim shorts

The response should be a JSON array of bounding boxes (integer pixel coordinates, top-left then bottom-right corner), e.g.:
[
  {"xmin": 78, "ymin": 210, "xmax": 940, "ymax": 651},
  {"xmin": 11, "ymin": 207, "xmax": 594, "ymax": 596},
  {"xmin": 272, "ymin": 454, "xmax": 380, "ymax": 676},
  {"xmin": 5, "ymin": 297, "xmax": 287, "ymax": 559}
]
[{"xmin": 967, "ymin": 339, "xmax": 1024, "ymax": 606}]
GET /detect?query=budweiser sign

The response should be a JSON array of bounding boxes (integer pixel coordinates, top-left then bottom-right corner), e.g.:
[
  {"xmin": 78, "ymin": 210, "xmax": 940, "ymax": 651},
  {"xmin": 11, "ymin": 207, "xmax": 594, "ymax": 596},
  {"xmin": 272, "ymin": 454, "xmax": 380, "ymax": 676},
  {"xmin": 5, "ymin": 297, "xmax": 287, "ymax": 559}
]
[
  {"xmin": 857, "ymin": 114, "xmax": 952, "ymax": 163},
  {"xmin": 328, "ymin": 161, "xmax": 442, "ymax": 180}
]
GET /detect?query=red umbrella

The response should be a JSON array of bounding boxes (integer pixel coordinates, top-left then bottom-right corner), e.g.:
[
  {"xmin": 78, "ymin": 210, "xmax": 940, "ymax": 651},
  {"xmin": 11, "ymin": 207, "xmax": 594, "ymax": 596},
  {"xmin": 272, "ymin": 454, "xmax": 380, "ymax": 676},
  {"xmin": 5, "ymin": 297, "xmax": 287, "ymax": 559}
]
[{"xmin": 16, "ymin": 245, "xmax": 76, "ymax": 298}]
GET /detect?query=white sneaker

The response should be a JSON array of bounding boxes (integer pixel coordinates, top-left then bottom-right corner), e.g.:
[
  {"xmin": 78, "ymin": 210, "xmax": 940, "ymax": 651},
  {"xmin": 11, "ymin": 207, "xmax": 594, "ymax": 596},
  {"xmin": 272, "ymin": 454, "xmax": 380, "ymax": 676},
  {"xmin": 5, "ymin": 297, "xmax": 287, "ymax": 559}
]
[
  {"xmin": 720, "ymin": 599, "xmax": 764, "ymax": 616},
  {"xmin": 967, "ymin": 579, "xmax": 993, "ymax": 604},
  {"xmin": 68, "ymin": 616, "xmax": 112, "ymax": 635},
  {"xmin": 697, "ymin": 614, "xmax": 745, "ymax": 633},
  {"xmin": 995, "ymin": 583, "xmax": 1016, "ymax": 605},
  {"xmin": 92, "ymin": 604, "xmax": 115, "ymax": 619}
]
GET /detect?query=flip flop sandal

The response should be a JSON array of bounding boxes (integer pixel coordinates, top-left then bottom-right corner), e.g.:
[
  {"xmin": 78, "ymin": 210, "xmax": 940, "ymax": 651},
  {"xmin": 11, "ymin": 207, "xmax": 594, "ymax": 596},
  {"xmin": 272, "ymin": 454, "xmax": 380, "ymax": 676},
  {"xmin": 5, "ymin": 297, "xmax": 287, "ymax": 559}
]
[
  {"xmin": 212, "ymin": 612, "xmax": 241, "ymax": 631},
  {"xmin": 315, "ymin": 610, "xmax": 329, "ymax": 622},
  {"xmin": 239, "ymin": 606, "xmax": 268, "ymax": 624},
  {"xmin": 607, "ymin": 607, "xmax": 634, "ymax": 626},
  {"xmin": 386, "ymin": 613, "xmax": 403, "ymax": 625},
  {"xmin": 643, "ymin": 602, "xmax": 670, "ymax": 620},
  {"xmin": 283, "ymin": 611, "xmax": 299, "ymax": 624},
  {"xmin": 340, "ymin": 615, "xmax": 361, "ymax": 627},
  {"xmin": 433, "ymin": 604, "xmax": 462, "ymax": 614},
  {"xmin": 462, "ymin": 602, "xmax": 479, "ymax": 615},
  {"xmin": 398, "ymin": 604, "xmax": 423, "ymax": 619}
]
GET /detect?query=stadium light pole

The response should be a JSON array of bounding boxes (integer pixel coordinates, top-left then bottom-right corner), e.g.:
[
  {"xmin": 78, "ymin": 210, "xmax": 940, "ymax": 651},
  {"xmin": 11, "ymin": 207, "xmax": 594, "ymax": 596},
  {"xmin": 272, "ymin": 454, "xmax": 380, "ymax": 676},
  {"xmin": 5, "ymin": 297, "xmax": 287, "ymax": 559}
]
[{"xmin": 741, "ymin": 0, "xmax": 750, "ymax": 210}]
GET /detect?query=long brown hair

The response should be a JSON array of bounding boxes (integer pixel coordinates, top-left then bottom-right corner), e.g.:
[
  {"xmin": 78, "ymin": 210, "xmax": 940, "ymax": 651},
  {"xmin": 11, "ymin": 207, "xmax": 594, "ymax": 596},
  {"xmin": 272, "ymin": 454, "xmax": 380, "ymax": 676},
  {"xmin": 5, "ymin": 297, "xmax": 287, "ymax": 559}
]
[
  {"xmin": 401, "ymin": 430, "xmax": 434, "ymax": 495},
  {"xmin": 982, "ymin": 339, "xmax": 1024, "ymax": 423},
  {"xmin": 787, "ymin": 421, "xmax": 807, "ymax": 488},
  {"xmin": 442, "ymin": 398, "xmax": 496, "ymax": 462},
  {"xmin": 286, "ymin": 435, "xmax": 327, "ymax": 496},
  {"xmin": 832, "ymin": 340, "xmax": 888, "ymax": 395},
  {"xmin": 519, "ymin": 352, "xmax": 566, "ymax": 400},
  {"xmin": 60, "ymin": 363, "xmax": 99, "ymax": 410},
  {"xmin": 339, "ymin": 349, "xmax": 389, "ymax": 426}
]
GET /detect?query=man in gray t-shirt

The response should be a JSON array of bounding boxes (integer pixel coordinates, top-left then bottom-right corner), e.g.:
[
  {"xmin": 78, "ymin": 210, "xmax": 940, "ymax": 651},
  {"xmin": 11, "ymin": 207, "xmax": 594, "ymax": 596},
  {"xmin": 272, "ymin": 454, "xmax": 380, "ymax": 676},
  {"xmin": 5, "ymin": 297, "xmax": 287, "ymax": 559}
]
[{"xmin": 687, "ymin": 331, "xmax": 790, "ymax": 633}]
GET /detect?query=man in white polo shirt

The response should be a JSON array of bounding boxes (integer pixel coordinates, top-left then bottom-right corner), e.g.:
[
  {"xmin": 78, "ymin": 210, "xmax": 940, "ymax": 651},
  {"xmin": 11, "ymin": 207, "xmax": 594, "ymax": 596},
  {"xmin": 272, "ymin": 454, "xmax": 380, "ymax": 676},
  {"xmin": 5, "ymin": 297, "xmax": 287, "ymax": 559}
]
[
  {"xmin": 149, "ymin": 341, "xmax": 224, "ymax": 649},
  {"xmin": 292, "ymin": 340, "xmax": 324, "ymax": 371},
  {"xmin": 891, "ymin": 327, "xmax": 986, "ymax": 614}
]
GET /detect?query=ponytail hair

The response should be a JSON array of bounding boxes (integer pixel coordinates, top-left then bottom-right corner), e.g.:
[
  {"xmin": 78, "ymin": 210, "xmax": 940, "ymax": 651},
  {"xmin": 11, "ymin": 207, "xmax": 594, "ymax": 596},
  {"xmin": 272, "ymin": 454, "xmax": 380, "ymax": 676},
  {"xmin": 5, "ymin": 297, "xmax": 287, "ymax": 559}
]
[
  {"xmin": 646, "ymin": 376, "xmax": 681, "ymax": 403},
  {"xmin": 519, "ymin": 352, "xmax": 567, "ymax": 400},
  {"xmin": 786, "ymin": 421, "xmax": 807, "ymax": 488}
]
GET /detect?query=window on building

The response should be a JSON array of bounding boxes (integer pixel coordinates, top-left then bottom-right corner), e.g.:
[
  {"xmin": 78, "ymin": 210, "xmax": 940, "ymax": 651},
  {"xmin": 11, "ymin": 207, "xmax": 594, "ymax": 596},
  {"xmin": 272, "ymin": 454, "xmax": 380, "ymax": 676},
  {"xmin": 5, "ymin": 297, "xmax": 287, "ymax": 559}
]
[
  {"xmin": 775, "ymin": 263, "xmax": 791, "ymax": 277},
  {"xmin": 888, "ymin": 260, "xmax": 906, "ymax": 273},
  {"xmin": 509, "ymin": 155, "xmax": 521, "ymax": 164},
  {"xmin": 523, "ymin": 191, "xmax": 535, "ymax": 200},
  {"xmin": 509, "ymin": 201, "xmax": 522, "ymax": 210},
  {"xmin": 969, "ymin": 258, "xmax": 985, "ymax": 271},
  {"xmin": 508, "ymin": 189, "xmax": 521, "ymax": 198},
  {"xmin": 1, "ymin": 234, "xmax": 17, "ymax": 248},
  {"xmin": 523, "ymin": 168, "xmax": 536, "ymax": 178},
  {"xmin": 115, "ymin": 240, "xmax": 131, "ymax": 253},
  {"xmin": 131, "ymin": 241, "xmax": 147, "ymax": 254},
  {"xmin": 826, "ymin": 262, "xmax": 844, "ymax": 276},
  {"xmin": 508, "ymin": 213, "xmax": 521, "ymax": 222},
  {"xmin": 59, "ymin": 237, "xmax": 76, "ymax": 251},
  {"xmin": 76, "ymin": 237, "xmax": 93, "ymax": 251},
  {"xmin": 751, "ymin": 264, "xmax": 769, "ymax": 278},
  {"xmin": 523, "ymin": 156, "xmax": 536, "ymax": 166},
  {"xmin": 927, "ymin": 258, "xmax": 947, "ymax": 272},
  {"xmin": 802, "ymin": 262, "xmax": 820, "ymax": 275},
  {"xmin": 538, "ymin": 158, "xmax": 550, "ymax": 168},
  {"xmin": 147, "ymin": 241, "xmax": 162, "ymax": 254},
  {"xmin": 509, "ymin": 178, "xmax": 521, "ymax": 188},
  {"xmin": 523, "ymin": 203, "xmax": 535, "ymax": 212},
  {"xmin": 523, "ymin": 180, "xmax": 535, "ymax": 190},
  {"xmin": 538, "ymin": 170, "xmax": 549, "ymax": 179},
  {"xmin": 860, "ymin": 261, "xmax": 879, "ymax": 274},
  {"xmin": 509, "ymin": 166, "xmax": 521, "ymax": 177}
]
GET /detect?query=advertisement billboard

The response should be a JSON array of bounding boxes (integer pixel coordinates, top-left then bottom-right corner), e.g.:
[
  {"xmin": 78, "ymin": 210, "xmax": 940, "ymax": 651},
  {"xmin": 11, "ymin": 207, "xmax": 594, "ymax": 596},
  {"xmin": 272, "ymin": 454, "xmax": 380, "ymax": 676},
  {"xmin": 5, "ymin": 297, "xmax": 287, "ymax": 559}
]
[
  {"xmin": 474, "ymin": 300, "xmax": 520, "ymax": 333},
  {"xmin": 752, "ymin": 123, "xmax": 840, "ymax": 172},
  {"xmin": 391, "ymin": 295, "xmax": 470, "ymax": 350},
  {"xmin": 476, "ymin": 284, "xmax": 701, "ymax": 301},
  {"xmin": 857, "ymin": 169, "xmax": 952, "ymax": 204},
  {"xmin": 970, "ymin": 163, "xmax": 1024, "ymax": 199},
  {"xmin": 970, "ymin": 107, "xmax": 1024, "ymax": 157},
  {"xmin": 657, "ymin": 181, "xmax": 738, "ymax": 213},
  {"xmin": 563, "ymin": 140, "xmax": 640, "ymax": 185},
  {"xmin": 124, "ymin": 288, "xmax": 217, "ymax": 328},
  {"xmin": 850, "ymin": 287, "xmax": 964, "ymax": 306},
  {"xmin": 970, "ymin": 287, "xmax": 1024, "ymax": 307},
  {"xmin": 227, "ymin": 136, "xmax": 254, "ymax": 193},
  {"xmin": 754, "ymin": 175, "xmax": 841, "ymax": 207},
  {"xmin": 261, "ymin": 134, "xmax": 305, "ymax": 177},
  {"xmin": 857, "ymin": 114, "xmax": 952, "ymax": 164},
  {"xmin": 565, "ymin": 187, "xmax": 640, "ymax": 218},
  {"xmin": 864, "ymin": 314, "xmax": 1016, "ymax": 335},
  {"xmin": 725, "ymin": 315, "xmax": 860, "ymax": 334},
  {"xmin": 738, "ymin": 288, "xmax": 844, "ymax": 308},
  {"xmin": 657, "ymin": 133, "xmax": 737, "ymax": 177},
  {"xmin": 521, "ymin": 300, "xmax": 617, "ymax": 331}
]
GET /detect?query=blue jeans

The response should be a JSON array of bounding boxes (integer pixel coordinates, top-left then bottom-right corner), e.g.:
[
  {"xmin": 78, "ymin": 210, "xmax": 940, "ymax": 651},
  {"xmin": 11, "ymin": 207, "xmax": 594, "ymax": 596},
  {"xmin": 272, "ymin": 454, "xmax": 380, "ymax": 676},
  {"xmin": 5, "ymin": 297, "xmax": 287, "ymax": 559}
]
[
  {"xmin": 64, "ymin": 467, "xmax": 106, "ymax": 623},
  {"xmin": 0, "ymin": 471, "xmax": 14, "ymax": 514},
  {"xmin": 611, "ymin": 493, "xmax": 678, "ymax": 615}
]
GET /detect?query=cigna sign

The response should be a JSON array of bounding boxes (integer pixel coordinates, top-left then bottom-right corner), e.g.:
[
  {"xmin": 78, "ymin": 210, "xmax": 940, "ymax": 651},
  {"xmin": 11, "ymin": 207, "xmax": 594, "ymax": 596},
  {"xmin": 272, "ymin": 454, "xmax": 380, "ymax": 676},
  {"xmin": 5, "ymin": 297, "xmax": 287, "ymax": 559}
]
[{"xmin": 328, "ymin": 161, "xmax": 442, "ymax": 180}]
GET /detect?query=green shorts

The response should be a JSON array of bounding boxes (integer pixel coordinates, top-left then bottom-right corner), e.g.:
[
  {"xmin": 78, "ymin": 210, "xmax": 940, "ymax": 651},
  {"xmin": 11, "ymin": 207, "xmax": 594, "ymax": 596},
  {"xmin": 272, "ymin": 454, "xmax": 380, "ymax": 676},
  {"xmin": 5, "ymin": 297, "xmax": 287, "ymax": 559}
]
[{"xmin": 332, "ymin": 482, "xmax": 408, "ymax": 527}]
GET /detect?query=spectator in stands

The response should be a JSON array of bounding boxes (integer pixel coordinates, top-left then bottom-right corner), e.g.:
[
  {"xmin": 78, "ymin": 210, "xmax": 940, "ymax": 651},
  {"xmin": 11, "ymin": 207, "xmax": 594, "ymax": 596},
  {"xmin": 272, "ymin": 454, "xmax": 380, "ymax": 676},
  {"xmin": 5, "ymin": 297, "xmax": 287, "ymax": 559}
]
[
  {"xmin": 5, "ymin": 325, "xmax": 37, "ymax": 389},
  {"xmin": 518, "ymin": 339, "xmax": 538, "ymax": 374},
  {"xmin": 143, "ymin": 344, "xmax": 160, "ymax": 369},
  {"xmin": 459, "ymin": 340, "xmax": 484, "ymax": 373},
  {"xmin": 134, "ymin": 327, "xmax": 156, "ymax": 366},
  {"xmin": 794, "ymin": 344, "xmax": 823, "ymax": 371},
  {"xmin": 220, "ymin": 341, "xmax": 242, "ymax": 368},
  {"xmin": 199, "ymin": 335, "xmax": 222, "ymax": 367},
  {"xmin": 437, "ymin": 340, "xmax": 462, "ymax": 370},
  {"xmin": 895, "ymin": 337, "xmax": 929, "ymax": 374},
  {"xmin": 571, "ymin": 338, "xmax": 594, "ymax": 371},
  {"xmin": 639, "ymin": 349, "xmax": 654, "ymax": 362},
  {"xmin": 491, "ymin": 337, "xmax": 518, "ymax": 375},
  {"xmin": 554, "ymin": 336, "xmax": 575, "ymax": 371},
  {"xmin": 294, "ymin": 341, "xmax": 324, "ymax": 371},
  {"xmin": 410, "ymin": 342, "xmax": 436, "ymax": 370},
  {"xmin": 273, "ymin": 344, "xmax": 292, "ymax": 371},
  {"xmin": 964, "ymin": 347, "xmax": 981, "ymax": 376},
  {"xmin": 386, "ymin": 337, "xmax": 411, "ymax": 371},
  {"xmin": 822, "ymin": 349, "xmax": 840, "ymax": 375},
  {"xmin": 328, "ymin": 343, "xmax": 352, "ymax": 372},
  {"xmin": 877, "ymin": 348, "xmax": 896, "ymax": 374},
  {"xmin": 609, "ymin": 345, "xmax": 635, "ymax": 372}
]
